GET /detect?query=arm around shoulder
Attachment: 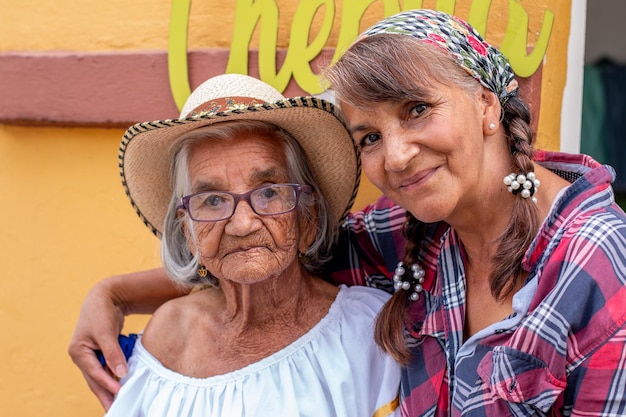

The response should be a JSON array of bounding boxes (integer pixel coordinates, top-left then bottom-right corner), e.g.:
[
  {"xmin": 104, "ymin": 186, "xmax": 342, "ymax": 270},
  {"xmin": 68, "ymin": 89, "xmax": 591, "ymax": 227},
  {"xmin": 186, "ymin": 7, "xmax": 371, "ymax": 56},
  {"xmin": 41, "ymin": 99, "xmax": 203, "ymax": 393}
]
[
  {"xmin": 67, "ymin": 267, "xmax": 189, "ymax": 410},
  {"xmin": 102, "ymin": 267, "xmax": 190, "ymax": 315}
]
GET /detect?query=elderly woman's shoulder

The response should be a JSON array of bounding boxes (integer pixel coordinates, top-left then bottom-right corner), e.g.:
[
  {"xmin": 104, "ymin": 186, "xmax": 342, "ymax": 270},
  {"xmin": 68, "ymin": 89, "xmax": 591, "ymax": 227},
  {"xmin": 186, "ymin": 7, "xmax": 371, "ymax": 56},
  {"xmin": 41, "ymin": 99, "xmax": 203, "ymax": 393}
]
[
  {"xmin": 144, "ymin": 287, "xmax": 222, "ymax": 338},
  {"xmin": 161, "ymin": 285, "xmax": 221, "ymax": 316}
]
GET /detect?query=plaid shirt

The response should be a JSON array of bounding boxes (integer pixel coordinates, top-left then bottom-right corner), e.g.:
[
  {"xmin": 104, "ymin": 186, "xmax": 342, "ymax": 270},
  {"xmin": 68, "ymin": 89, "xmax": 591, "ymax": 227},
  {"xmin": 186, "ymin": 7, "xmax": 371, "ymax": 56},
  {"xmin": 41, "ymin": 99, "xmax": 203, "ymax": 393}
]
[{"xmin": 328, "ymin": 151, "xmax": 626, "ymax": 416}]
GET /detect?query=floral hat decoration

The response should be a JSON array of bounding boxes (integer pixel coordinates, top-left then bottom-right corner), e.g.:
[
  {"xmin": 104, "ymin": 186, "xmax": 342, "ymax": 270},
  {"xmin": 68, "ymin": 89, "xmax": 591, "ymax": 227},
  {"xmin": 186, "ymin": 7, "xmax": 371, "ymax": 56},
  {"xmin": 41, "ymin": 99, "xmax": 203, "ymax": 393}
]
[{"xmin": 357, "ymin": 9, "xmax": 519, "ymax": 106}]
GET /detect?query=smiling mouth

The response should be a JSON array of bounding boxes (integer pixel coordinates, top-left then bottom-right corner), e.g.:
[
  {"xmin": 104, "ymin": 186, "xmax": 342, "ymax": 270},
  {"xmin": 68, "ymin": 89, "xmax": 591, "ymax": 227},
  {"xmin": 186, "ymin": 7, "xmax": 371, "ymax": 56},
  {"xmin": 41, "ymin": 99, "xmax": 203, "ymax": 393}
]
[{"xmin": 399, "ymin": 168, "xmax": 435, "ymax": 189}]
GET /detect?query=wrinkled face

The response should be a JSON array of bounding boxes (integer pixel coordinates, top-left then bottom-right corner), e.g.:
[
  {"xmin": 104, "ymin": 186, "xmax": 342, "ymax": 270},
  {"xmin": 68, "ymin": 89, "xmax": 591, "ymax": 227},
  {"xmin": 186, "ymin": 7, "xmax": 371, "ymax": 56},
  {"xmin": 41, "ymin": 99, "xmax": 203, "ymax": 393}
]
[
  {"xmin": 341, "ymin": 82, "xmax": 491, "ymax": 224},
  {"xmin": 184, "ymin": 132, "xmax": 315, "ymax": 284}
]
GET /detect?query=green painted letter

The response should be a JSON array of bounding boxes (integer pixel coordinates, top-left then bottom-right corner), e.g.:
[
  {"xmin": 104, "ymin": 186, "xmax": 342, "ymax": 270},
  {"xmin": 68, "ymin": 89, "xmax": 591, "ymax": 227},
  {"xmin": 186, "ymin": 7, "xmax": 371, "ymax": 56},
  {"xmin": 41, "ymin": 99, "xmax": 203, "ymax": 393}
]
[{"xmin": 500, "ymin": 0, "xmax": 554, "ymax": 77}]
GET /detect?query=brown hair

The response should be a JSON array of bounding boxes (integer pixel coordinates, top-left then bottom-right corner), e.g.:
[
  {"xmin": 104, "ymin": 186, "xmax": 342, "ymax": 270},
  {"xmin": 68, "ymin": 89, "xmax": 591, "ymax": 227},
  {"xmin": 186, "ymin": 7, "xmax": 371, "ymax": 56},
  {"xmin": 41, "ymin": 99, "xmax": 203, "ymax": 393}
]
[{"xmin": 324, "ymin": 35, "xmax": 539, "ymax": 364}]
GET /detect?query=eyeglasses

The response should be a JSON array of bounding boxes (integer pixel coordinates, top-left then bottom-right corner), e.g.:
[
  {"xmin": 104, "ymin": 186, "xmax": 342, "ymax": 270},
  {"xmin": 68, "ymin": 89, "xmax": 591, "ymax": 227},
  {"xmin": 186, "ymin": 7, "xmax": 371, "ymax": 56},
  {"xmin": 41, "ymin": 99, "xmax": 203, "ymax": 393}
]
[{"xmin": 179, "ymin": 183, "xmax": 313, "ymax": 222}]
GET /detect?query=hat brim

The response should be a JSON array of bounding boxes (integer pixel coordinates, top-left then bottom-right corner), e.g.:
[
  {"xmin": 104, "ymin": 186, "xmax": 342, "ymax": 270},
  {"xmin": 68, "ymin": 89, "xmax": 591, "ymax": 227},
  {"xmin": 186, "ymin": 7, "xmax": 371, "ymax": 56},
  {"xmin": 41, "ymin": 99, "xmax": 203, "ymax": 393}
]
[{"xmin": 120, "ymin": 96, "xmax": 360, "ymax": 237}]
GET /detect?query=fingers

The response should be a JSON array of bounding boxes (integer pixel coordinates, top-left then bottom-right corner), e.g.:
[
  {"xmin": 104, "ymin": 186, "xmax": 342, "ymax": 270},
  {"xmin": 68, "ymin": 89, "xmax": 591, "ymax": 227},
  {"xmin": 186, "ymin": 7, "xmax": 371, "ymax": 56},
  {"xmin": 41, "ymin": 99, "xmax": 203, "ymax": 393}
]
[
  {"xmin": 68, "ymin": 342, "xmax": 122, "ymax": 410},
  {"xmin": 96, "ymin": 336, "xmax": 129, "ymax": 379},
  {"xmin": 83, "ymin": 365, "xmax": 121, "ymax": 410}
]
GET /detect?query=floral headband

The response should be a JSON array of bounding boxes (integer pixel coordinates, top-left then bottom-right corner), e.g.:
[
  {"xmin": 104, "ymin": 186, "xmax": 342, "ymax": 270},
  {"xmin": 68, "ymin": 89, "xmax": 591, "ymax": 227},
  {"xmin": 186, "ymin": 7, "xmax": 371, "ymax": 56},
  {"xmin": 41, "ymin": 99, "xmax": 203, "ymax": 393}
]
[{"xmin": 358, "ymin": 9, "xmax": 519, "ymax": 106}]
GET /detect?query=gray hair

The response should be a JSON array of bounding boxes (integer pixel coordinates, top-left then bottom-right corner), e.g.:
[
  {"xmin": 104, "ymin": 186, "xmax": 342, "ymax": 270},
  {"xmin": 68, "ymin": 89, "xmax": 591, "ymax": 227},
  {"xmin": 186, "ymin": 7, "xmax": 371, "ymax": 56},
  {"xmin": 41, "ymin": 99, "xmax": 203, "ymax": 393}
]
[{"xmin": 160, "ymin": 120, "xmax": 338, "ymax": 285}]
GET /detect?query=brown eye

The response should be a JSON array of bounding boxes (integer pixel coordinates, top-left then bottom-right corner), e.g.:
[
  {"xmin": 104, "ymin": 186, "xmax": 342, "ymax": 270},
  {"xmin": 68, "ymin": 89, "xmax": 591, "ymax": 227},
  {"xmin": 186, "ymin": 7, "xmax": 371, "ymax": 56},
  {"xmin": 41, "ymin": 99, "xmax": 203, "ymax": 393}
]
[
  {"xmin": 409, "ymin": 103, "xmax": 428, "ymax": 118},
  {"xmin": 360, "ymin": 133, "xmax": 382, "ymax": 148}
]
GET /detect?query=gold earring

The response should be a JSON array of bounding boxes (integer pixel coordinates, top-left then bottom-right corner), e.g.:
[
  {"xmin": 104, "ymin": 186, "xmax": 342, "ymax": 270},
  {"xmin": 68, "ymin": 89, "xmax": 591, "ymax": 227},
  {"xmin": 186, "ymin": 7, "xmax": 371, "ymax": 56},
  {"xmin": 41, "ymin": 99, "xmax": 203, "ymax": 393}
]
[
  {"xmin": 197, "ymin": 265, "xmax": 208, "ymax": 278},
  {"xmin": 298, "ymin": 251, "xmax": 312, "ymax": 264}
]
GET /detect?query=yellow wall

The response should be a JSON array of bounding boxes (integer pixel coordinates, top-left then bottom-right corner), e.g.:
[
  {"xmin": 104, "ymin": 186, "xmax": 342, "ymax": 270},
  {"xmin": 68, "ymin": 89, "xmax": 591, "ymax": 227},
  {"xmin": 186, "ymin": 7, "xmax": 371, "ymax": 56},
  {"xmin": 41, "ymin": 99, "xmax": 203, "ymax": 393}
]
[
  {"xmin": 0, "ymin": 1, "xmax": 577, "ymax": 416},
  {"xmin": 0, "ymin": 126, "xmax": 159, "ymax": 416}
]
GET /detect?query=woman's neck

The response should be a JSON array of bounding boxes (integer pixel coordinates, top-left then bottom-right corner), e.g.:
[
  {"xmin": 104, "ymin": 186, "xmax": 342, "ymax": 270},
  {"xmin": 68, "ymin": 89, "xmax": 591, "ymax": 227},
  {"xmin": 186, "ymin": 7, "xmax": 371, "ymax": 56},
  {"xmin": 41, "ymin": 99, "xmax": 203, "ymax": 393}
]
[
  {"xmin": 450, "ymin": 164, "xmax": 570, "ymax": 274},
  {"xmin": 217, "ymin": 268, "xmax": 337, "ymax": 331}
]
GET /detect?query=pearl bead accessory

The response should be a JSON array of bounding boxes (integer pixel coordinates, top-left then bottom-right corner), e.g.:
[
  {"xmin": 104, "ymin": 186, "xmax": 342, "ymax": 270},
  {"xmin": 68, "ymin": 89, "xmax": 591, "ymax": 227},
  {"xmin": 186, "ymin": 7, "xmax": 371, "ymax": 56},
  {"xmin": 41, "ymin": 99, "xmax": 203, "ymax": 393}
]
[
  {"xmin": 392, "ymin": 261, "xmax": 426, "ymax": 301},
  {"xmin": 503, "ymin": 171, "xmax": 540, "ymax": 203}
]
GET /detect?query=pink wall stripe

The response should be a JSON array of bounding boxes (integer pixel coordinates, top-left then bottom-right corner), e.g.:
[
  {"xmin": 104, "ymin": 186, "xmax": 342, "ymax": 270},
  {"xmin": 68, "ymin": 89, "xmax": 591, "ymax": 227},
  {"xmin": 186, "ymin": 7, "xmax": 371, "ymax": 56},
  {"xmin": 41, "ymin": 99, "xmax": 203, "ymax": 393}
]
[{"xmin": 0, "ymin": 49, "xmax": 539, "ymax": 129}]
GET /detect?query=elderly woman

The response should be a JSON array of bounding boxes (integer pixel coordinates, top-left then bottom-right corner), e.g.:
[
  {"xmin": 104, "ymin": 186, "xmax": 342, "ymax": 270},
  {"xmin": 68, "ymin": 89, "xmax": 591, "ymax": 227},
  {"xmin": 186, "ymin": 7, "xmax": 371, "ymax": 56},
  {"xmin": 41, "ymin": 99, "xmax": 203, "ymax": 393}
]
[
  {"xmin": 71, "ymin": 10, "xmax": 626, "ymax": 416},
  {"xmin": 101, "ymin": 74, "xmax": 401, "ymax": 417}
]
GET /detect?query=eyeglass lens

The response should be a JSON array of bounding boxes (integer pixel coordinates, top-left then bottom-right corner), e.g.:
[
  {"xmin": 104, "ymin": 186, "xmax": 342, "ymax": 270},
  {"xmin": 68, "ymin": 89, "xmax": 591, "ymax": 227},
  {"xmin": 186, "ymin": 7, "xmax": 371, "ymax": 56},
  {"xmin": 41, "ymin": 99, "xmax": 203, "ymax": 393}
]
[{"xmin": 186, "ymin": 184, "xmax": 300, "ymax": 221}]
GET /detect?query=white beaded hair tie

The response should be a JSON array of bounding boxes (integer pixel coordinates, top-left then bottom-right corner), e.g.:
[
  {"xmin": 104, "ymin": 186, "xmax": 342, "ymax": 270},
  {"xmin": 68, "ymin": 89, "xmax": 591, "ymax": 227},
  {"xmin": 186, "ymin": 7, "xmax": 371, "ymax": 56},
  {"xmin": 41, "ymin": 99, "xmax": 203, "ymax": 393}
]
[
  {"xmin": 503, "ymin": 172, "xmax": 540, "ymax": 203},
  {"xmin": 392, "ymin": 261, "xmax": 425, "ymax": 301}
]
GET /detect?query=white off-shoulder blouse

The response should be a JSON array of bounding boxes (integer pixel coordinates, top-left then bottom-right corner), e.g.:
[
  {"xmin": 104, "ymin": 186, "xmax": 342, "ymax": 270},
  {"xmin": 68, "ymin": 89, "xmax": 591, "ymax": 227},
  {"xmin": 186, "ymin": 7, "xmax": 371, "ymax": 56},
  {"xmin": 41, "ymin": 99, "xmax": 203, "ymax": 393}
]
[{"xmin": 106, "ymin": 285, "xmax": 401, "ymax": 417}]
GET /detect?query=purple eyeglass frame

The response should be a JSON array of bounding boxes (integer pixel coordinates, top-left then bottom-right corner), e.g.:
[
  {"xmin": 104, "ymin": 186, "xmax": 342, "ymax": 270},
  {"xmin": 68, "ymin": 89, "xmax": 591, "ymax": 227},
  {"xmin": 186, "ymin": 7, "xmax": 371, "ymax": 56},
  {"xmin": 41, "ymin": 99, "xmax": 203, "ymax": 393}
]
[{"xmin": 178, "ymin": 183, "xmax": 313, "ymax": 222}]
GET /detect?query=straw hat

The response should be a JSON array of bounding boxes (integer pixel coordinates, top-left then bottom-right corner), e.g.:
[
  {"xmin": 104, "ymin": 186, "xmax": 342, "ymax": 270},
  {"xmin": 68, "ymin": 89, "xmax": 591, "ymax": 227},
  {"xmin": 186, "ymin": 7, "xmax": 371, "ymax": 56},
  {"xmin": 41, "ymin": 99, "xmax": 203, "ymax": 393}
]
[{"xmin": 119, "ymin": 74, "xmax": 360, "ymax": 237}]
